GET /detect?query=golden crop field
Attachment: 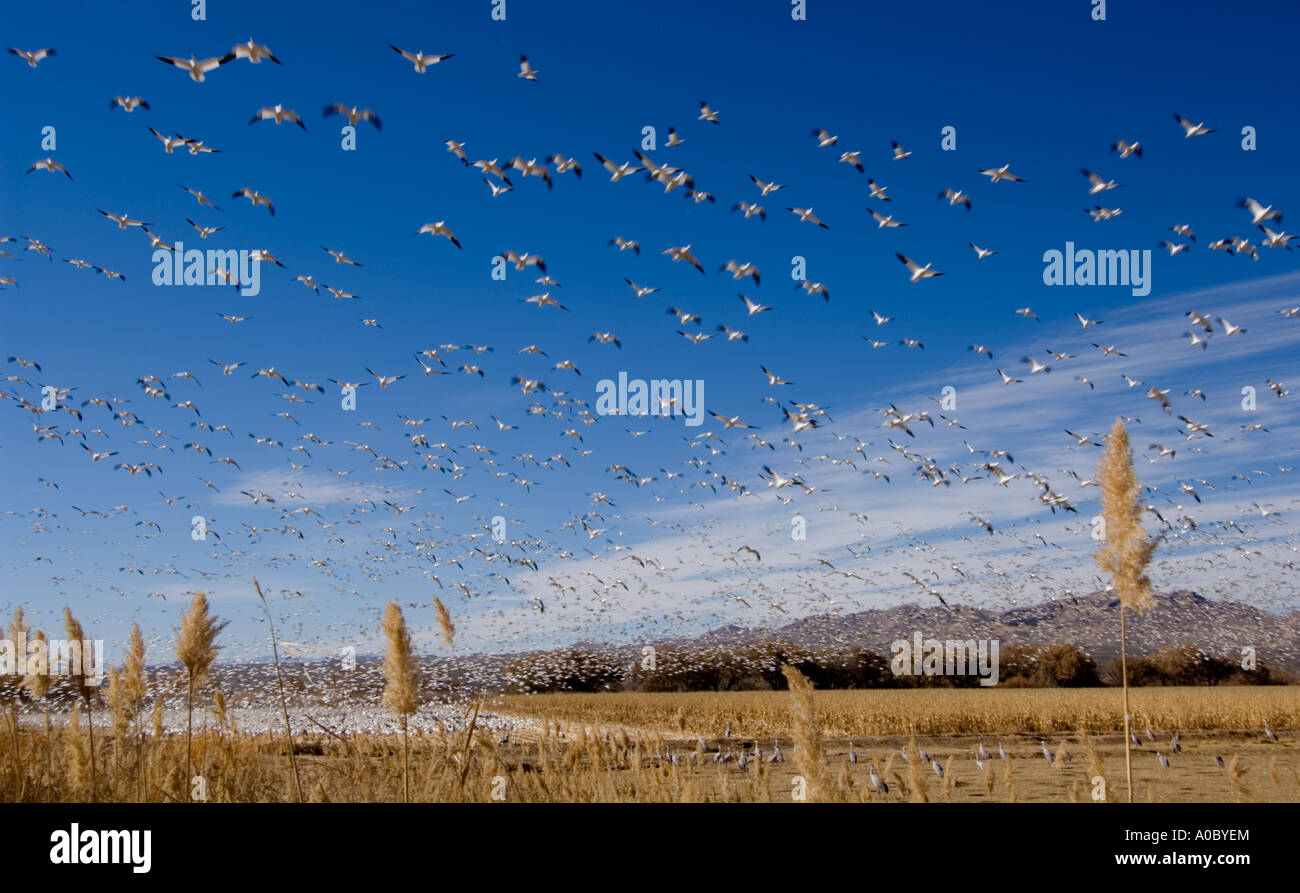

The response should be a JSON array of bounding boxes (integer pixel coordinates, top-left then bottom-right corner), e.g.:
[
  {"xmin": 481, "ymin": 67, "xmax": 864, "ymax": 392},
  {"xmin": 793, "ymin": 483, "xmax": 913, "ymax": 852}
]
[
  {"xmin": 7, "ymin": 682, "xmax": 1297, "ymax": 803},
  {"xmin": 500, "ymin": 687, "xmax": 1300, "ymax": 738}
]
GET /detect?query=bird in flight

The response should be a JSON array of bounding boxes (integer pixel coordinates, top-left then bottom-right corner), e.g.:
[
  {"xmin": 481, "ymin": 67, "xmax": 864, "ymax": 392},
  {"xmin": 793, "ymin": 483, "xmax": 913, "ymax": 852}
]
[
  {"xmin": 250, "ymin": 105, "xmax": 307, "ymax": 130},
  {"xmin": 9, "ymin": 47, "xmax": 55, "ymax": 67},
  {"xmin": 390, "ymin": 45, "xmax": 453, "ymax": 72},
  {"xmin": 156, "ymin": 52, "xmax": 236, "ymax": 82},
  {"xmin": 897, "ymin": 254, "xmax": 943, "ymax": 282}
]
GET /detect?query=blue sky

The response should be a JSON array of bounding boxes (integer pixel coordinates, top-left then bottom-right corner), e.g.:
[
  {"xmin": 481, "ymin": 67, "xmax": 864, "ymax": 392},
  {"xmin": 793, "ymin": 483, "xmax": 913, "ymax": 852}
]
[{"xmin": 2, "ymin": 0, "xmax": 1298, "ymax": 664}]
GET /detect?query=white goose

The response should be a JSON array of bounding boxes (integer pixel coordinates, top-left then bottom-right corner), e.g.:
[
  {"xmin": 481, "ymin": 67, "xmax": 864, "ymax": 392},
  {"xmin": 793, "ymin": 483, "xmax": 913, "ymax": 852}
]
[
  {"xmin": 98, "ymin": 210, "xmax": 150, "ymax": 229},
  {"xmin": 1110, "ymin": 139, "xmax": 1142, "ymax": 158},
  {"xmin": 938, "ymin": 188, "xmax": 972, "ymax": 210},
  {"xmin": 1086, "ymin": 205, "xmax": 1122, "ymax": 221},
  {"xmin": 1237, "ymin": 197, "xmax": 1282, "ymax": 226},
  {"xmin": 109, "ymin": 95, "xmax": 149, "ymax": 112},
  {"xmin": 978, "ymin": 163, "xmax": 1026, "ymax": 183},
  {"xmin": 8, "ymin": 47, "xmax": 55, "ymax": 68},
  {"xmin": 148, "ymin": 127, "xmax": 188, "ymax": 154},
  {"xmin": 390, "ymin": 45, "xmax": 453, "ymax": 72},
  {"xmin": 156, "ymin": 52, "xmax": 235, "ymax": 82},
  {"xmin": 324, "ymin": 103, "xmax": 381, "ymax": 130},
  {"xmin": 250, "ymin": 105, "xmax": 306, "ymax": 130},
  {"xmin": 27, "ymin": 158, "xmax": 71, "ymax": 179},
  {"xmin": 233, "ymin": 188, "xmax": 275, "ymax": 215},
  {"xmin": 749, "ymin": 174, "xmax": 786, "ymax": 196},
  {"xmin": 593, "ymin": 153, "xmax": 643, "ymax": 182},
  {"xmin": 786, "ymin": 206, "xmax": 829, "ymax": 229},
  {"xmin": 811, "ymin": 128, "xmax": 838, "ymax": 147},
  {"xmin": 663, "ymin": 245, "xmax": 705, "ymax": 274},
  {"xmin": 232, "ymin": 38, "xmax": 281, "ymax": 64},
  {"xmin": 869, "ymin": 208, "xmax": 906, "ymax": 229},
  {"xmin": 1081, "ymin": 169, "xmax": 1122, "ymax": 193},
  {"xmin": 1174, "ymin": 114, "xmax": 1216, "ymax": 137},
  {"xmin": 415, "ymin": 221, "xmax": 462, "ymax": 249},
  {"xmin": 897, "ymin": 254, "xmax": 943, "ymax": 282}
]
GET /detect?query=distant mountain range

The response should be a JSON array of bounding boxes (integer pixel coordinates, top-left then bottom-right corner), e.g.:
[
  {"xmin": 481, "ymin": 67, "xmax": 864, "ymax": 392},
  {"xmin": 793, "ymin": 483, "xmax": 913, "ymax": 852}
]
[{"xmin": 678, "ymin": 590, "xmax": 1300, "ymax": 672}]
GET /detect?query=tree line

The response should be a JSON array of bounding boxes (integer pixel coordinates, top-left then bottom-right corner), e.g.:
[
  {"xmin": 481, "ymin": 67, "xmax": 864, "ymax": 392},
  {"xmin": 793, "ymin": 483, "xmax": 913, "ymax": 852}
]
[{"xmin": 500, "ymin": 641, "xmax": 1288, "ymax": 693}]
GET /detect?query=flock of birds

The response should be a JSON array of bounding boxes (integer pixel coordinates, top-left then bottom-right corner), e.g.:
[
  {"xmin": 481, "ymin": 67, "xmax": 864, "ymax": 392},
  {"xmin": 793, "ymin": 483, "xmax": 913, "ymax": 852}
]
[
  {"xmin": 589, "ymin": 716, "xmax": 1285, "ymax": 792},
  {"xmin": 2, "ymin": 34, "xmax": 1298, "ymax": 676}
]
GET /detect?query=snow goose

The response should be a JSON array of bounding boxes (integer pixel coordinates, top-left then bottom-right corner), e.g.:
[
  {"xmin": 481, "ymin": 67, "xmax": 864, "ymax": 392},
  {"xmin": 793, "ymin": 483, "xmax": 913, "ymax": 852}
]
[
  {"xmin": 390, "ymin": 45, "xmax": 452, "ymax": 72},
  {"xmin": 897, "ymin": 253, "xmax": 942, "ymax": 282},
  {"xmin": 1081, "ymin": 169, "xmax": 1122, "ymax": 193},
  {"xmin": 1174, "ymin": 114, "xmax": 1215, "ymax": 137},
  {"xmin": 233, "ymin": 187, "xmax": 275, "ymax": 215},
  {"xmin": 156, "ymin": 53, "xmax": 236, "ymax": 82},
  {"xmin": 938, "ymin": 188, "xmax": 971, "ymax": 210},
  {"xmin": 416, "ymin": 221, "xmax": 462, "ymax": 249},
  {"xmin": 978, "ymin": 164, "xmax": 1026, "ymax": 183},
  {"xmin": 1237, "ymin": 197, "xmax": 1282, "ymax": 226},
  {"xmin": 324, "ymin": 103, "xmax": 381, "ymax": 130},
  {"xmin": 250, "ymin": 105, "xmax": 306, "ymax": 129},
  {"xmin": 593, "ymin": 153, "xmax": 642, "ymax": 182},
  {"xmin": 786, "ymin": 206, "xmax": 829, "ymax": 229},
  {"xmin": 8, "ymin": 47, "xmax": 55, "ymax": 68},
  {"xmin": 869, "ymin": 208, "xmax": 906, "ymax": 228},
  {"xmin": 26, "ymin": 158, "xmax": 71, "ymax": 178},
  {"xmin": 749, "ymin": 174, "xmax": 786, "ymax": 196},
  {"xmin": 109, "ymin": 95, "xmax": 149, "ymax": 112},
  {"xmin": 1110, "ymin": 139, "xmax": 1142, "ymax": 158},
  {"xmin": 232, "ymin": 38, "xmax": 280, "ymax": 63}
]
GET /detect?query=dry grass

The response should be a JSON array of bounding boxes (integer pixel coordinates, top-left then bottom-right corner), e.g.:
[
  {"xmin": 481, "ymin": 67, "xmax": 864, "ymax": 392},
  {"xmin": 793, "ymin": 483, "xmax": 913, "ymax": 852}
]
[
  {"xmin": 0, "ymin": 687, "xmax": 1293, "ymax": 803},
  {"xmin": 498, "ymin": 687, "xmax": 1300, "ymax": 738}
]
